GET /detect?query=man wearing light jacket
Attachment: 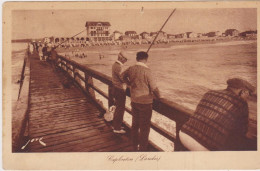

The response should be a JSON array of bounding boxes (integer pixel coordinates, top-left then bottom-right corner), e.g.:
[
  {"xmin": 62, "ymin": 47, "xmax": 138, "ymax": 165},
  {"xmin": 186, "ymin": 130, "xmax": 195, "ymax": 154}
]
[{"xmin": 121, "ymin": 51, "xmax": 161, "ymax": 151}]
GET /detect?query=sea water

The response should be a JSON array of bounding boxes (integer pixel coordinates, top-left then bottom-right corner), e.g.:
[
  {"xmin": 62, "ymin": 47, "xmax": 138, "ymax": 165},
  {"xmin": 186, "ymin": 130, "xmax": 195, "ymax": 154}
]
[{"xmin": 70, "ymin": 40, "xmax": 256, "ymax": 111}]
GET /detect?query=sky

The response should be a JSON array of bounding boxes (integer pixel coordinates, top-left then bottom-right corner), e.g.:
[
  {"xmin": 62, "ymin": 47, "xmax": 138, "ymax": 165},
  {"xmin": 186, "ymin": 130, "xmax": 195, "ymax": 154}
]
[{"xmin": 12, "ymin": 8, "xmax": 257, "ymax": 39}]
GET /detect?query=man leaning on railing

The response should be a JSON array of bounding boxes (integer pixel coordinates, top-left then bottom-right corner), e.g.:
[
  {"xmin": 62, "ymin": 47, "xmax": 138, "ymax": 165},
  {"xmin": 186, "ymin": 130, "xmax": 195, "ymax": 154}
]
[
  {"xmin": 179, "ymin": 78, "xmax": 256, "ymax": 151},
  {"xmin": 49, "ymin": 45, "xmax": 58, "ymax": 71},
  {"xmin": 121, "ymin": 51, "xmax": 161, "ymax": 152},
  {"xmin": 111, "ymin": 51, "xmax": 128, "ymax": 134}
]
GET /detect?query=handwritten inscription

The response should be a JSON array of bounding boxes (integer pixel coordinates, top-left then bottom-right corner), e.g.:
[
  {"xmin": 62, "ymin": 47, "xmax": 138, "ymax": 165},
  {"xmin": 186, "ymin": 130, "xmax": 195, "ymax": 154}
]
[
  {"xmin": 21, "ymin": 137, "xmax": 46, "ymax": 150},
  {"xmin": 107, "ymin": 154, "xmax": 161, "ymax": 163}
]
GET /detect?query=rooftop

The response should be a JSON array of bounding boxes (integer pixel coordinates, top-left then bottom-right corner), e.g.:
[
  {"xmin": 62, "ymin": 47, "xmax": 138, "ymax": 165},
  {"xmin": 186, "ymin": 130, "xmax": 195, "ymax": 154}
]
[{"xmin": 85, "ymin": 21, "xmax": 111, "ymax": 27}]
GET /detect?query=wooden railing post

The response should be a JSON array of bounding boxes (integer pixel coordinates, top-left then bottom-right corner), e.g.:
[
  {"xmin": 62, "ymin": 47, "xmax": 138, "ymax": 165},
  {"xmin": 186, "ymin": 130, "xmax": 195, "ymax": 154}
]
[
  {"xmin": 72, "ymin": 66, "xmax": 76, "ymax": 80},
  {"xmin": 84, "ymin": 72, "xmax": 95, "ymax": 98},
  {"xmin": 174, "ymin": 123, "xmax": 181, "ymax": 151},
  {"xmin": 108, "ymin": 85, "xmax": 114, "ymax": 108},
  {"xmin": 174, "ymin": 120, "xmax": 189, "ymax": 151},
  {"xmin": 67, "ymin": 63, "xmax": 73, "ymax": 77},
  {"xmin": 74, "ymin": 68, "xmax": 80, "ymax": 83}
]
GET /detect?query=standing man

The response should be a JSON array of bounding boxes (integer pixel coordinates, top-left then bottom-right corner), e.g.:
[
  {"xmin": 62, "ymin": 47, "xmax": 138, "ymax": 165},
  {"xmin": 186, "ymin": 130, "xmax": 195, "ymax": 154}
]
[
  {"xmin": 121, "ymin": 51, "xmax": 161, "ymax": 151},
  {"xmin": 49, "ymin": 46, "xmax": 58, "ymax": 71},
  {"xmin": 38, "ymin": 43, "xmax": 43, "ymax": 61},
  {"xmin": 42, "ymin": 44, "xmax": 48, "ymax": 61},
  {"xmin": 112, "ymin": 51, "xmax": 128, "ymax": 134},
  {"xmin": 180, "ymin": 78, "xmax": 256, "ymax": 151}
]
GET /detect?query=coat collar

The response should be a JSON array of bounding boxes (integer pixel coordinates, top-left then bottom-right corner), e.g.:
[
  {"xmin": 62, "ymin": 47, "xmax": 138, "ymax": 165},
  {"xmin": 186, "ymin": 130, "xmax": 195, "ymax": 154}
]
[
  {"xmin": 116, "ymin": 60, "xmax": 123, "ymax": 65},
  {"xmin": 136, "ymin": 62, "xmax": 148, "ymax": 68}
]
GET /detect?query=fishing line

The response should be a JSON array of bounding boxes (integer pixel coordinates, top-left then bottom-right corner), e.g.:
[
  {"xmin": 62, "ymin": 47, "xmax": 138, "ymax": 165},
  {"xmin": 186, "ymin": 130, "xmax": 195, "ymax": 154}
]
[{"xmin": 54, "ymin": 29, "xmax": 86, "ymax": 48}]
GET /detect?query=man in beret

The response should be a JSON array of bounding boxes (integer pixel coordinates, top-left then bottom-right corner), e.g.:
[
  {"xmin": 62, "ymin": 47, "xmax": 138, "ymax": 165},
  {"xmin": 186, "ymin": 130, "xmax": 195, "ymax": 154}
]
[
  {"xmin": 111, "ymin": 51, "xmax": 128, "ymax": 134},
  {"xmin": 179, "ymin": 78, "xmax": 256, "ymax": 151}
]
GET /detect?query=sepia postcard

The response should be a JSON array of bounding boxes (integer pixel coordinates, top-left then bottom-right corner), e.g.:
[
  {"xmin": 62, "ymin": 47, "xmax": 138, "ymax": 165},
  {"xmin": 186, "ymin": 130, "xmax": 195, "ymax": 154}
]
[{"xmin": 3, "ymin": 1, "xmax": 260, "ymax": 170}]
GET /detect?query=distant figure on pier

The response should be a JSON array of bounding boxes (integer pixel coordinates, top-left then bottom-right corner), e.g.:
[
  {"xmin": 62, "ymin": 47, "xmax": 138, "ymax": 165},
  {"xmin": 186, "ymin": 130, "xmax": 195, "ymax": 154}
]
[
  {"xmin": 42, "ymin": 44, "xmax": 48, "ymax": 61},
  {"xmin": 38, "ymin": 44, "xmax": 43, "ymax": 60},
  {"xmin": 29, "ymin": 43, "xmax": 34, "ymax": 55},
  {"xmin": 121, "ymin": 51, "xmax": 161, "ymax": 151},
  {"xmin": 99, "ymin": 52, "xmax": 104, "ymax": 59},
  {"xmin": 46, "ymin": 43, "xmax": 52, "ymax": 61},
  {"xmin": 111, "ymin": 51, "xmax": 128, "ymax": 134},
  {"xmin": 49, "ymin": 47, "xmax": 58, "ymax": 71},
  {"xmin": 180, "ymin": 78, "xmax": 256, "ymax": 151}
]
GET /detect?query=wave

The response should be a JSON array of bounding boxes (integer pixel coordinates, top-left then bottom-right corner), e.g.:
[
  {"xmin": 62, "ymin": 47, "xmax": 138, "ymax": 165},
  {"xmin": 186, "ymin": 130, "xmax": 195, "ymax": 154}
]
[
  {"xmin": 166, "ymin": 40, "xmax": 256, "ymax": 50},
  {"xmin": 12, "ymin": 42, "xmax": 28, "ymax": 51}
]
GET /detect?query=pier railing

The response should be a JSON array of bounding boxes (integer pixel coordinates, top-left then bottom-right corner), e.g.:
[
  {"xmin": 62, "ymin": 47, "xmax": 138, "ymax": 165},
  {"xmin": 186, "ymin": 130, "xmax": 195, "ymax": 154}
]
[
  {"xmin": 12, "ymin": 50, "xmax": 30, "ymax": 152},
  {"xmin": 56, "ymin": 55, "xmax": 193, "ymax": 151}
]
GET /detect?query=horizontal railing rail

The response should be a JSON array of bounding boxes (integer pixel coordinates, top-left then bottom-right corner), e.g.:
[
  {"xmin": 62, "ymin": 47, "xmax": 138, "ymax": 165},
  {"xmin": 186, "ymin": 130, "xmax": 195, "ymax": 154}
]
[{"xmin": 56, "ymin": 55, "xmax": 193, "ymax": 151}]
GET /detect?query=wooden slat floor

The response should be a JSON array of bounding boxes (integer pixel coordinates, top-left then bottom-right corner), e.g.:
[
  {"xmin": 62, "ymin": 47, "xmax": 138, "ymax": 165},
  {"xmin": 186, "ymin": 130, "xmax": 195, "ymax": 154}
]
[{"xmin": 27, "ymin": 52, "xmax": 135, "ymax": 152}]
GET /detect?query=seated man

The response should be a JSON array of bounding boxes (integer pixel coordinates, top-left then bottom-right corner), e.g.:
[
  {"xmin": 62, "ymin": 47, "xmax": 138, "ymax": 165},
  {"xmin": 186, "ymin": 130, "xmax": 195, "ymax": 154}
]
[{"xmin": 180, "ymin": 78, "xmax": 255, "ymax": 151}]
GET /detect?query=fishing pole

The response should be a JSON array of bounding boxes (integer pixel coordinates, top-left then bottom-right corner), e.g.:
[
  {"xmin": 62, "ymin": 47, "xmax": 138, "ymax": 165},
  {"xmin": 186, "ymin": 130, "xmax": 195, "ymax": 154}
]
[
  {"xmin": 147, "ymin": 9, "xmax": 176, "ymax": 53},
  {"xmin": 53, "ymin": 29, "xmax": 86, "ymax": 49}
]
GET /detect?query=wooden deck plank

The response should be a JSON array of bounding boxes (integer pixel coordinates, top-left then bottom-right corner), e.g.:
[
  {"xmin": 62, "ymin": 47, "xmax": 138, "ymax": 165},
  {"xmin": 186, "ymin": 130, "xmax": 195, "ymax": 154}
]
[
  {"xmin": 29, "ymin": 103, "xmax": 96, "ymax": 114},
  {"xmin": 52, "ymin": 133, "xmax": 125, "ymax": 152},
  {"xmin": 29, "ymin": 100, "xmax": 92, "ymax": 111},
  {"xmin": 29, "ymin": 104, "xmax": 96, "ymax": 114},
  {"xmin": 29, "ymin": 110, "xmax": 100, "ymax": 123},
  {"xmin": 29, "ymin": 113, "xmax": 101, "ymax": 126},
  {"xmin": 33, "ymin": 131, "xmax": 116, "ymax": 152},
  {"xmin": 29, "ymin": 119, "xmax": 105, "ymax": 137},
  {"xmin": 29, "ymin": 120, "xmax": 107, "ymax": 139},
  {"xmin": 30, "ymin": 125, "xmax": 112, "ymax": 150},
  {"xmin": 29, "ymin": 124, "xmax": 110, "ymax": 149},
  {"xmin": 27, "ymin": 108, "xmax": 100, "ymax": 122},
  {"xmin": 29, "ymin": 115, "xmax": 104, "ymax": 133},
  {"xmin": 30, "ymin": 96, "xmax": 86, "ymax": 104}
]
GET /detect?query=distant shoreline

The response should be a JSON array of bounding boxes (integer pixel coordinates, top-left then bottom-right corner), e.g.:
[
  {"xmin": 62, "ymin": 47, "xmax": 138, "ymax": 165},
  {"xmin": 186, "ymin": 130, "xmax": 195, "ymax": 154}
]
[
  {"xmin": 11, "ymin": 37, "xmax": 256, "ymax": 53},
  {"xmin": 55, "ymin": 38, "xmax": 256, "ymax": 53}
]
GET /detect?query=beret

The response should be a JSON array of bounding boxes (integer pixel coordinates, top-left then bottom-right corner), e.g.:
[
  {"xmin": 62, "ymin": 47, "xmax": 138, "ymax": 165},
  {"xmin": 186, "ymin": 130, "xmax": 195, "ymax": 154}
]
[
  {"xmin": 118, "ymin": 51, "xmax": 128, "ymax": 59},
  {"xmin": 227, "ymin": 78, "xmax": 255, "ymax": 93}
]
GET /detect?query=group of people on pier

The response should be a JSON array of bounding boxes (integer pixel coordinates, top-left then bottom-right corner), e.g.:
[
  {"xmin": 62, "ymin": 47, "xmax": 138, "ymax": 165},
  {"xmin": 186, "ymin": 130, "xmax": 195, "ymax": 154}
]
[
  {"xmin": 29, "ymin": 41, "xmax": 59, "ymax": 72},
  {"xmin": 111, "ymin": 50, "xmax": 256, "ymax": 151},
  {"xmin": 28, "ymin": 41, "xmax": 53, "ymax": 61}
]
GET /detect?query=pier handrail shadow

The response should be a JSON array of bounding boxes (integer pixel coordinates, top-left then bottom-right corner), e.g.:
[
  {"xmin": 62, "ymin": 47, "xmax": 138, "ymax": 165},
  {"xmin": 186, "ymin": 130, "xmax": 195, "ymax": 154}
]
[{"xmin": 56, "ymin": 55, "xmax": 193, "ymax": 151}]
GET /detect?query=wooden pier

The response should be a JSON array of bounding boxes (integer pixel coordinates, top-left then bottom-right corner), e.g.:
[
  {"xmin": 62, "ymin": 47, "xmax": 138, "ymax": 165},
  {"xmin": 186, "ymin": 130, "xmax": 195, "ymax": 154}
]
[{"xmin": 12, "ymin": 49, "xmax": 257, "ymax": 152}]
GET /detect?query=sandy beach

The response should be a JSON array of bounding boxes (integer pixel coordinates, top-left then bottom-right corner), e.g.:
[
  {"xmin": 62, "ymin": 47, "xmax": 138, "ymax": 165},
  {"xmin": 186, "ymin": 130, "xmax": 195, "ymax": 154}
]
[{"xmin": 56, "ymin": 37, "xmax": 254, "ymax": 53}]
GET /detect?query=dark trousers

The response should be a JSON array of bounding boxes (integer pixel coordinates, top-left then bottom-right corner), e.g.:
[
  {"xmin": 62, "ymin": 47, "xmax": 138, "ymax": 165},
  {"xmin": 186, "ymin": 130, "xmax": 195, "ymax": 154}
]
[
  {"xmin": 131, "ymin": 102, "xmax": 152, "ymax": 151},
  {"xmin": 113, "ymin": 87, "xmax": 126, "ymax": 130}
]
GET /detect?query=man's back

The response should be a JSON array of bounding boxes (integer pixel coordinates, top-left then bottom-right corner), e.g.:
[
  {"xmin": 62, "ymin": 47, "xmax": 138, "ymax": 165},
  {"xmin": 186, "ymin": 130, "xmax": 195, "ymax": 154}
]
[
  {"xmin": 181, "ymin": 89, "xmax": 249, "ymax": 150},
  {"xmin": 122, "ymin": 64, "xmax": 156, "ymax": 104}
]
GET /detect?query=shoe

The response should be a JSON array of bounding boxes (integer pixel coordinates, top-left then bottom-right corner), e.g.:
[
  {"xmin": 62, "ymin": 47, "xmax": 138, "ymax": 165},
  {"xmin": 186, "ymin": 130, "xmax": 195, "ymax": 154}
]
[
  {"xmin": 112, "ymin": 126, "xmax": 124, "ymax": 130},
  {"xmin": 113, "ymin": 129, "xmax": 126, "ymax": 134}
]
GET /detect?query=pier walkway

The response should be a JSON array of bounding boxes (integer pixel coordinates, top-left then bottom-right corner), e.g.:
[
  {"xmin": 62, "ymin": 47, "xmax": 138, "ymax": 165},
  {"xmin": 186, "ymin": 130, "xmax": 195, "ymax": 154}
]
[{"xmin": 26, "ymin": 52, "xmax": 135, "ymax": 152}]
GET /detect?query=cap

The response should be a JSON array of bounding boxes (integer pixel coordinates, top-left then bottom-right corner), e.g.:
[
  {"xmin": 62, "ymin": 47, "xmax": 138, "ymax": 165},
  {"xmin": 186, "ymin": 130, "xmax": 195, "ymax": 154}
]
[
  {"xmin": 227, "ymin": 78, "xmax": 255, "ymax": 94},
  {"xmin": 118, "ymin": 51, "xmax": 128, "ymax": 59}
]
